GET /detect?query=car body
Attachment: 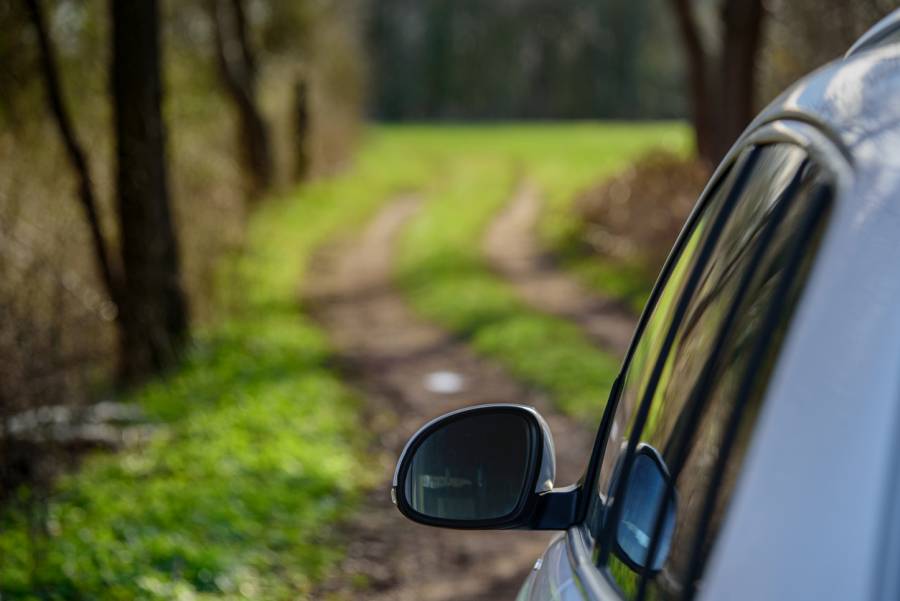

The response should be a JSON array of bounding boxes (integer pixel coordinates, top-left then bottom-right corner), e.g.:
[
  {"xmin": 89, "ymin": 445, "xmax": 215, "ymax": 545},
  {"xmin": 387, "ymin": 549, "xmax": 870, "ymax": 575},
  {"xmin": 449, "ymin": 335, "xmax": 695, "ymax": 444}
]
[{"xmin": 393, "ymin": 10, "xmax": 900, "ymax": 601}]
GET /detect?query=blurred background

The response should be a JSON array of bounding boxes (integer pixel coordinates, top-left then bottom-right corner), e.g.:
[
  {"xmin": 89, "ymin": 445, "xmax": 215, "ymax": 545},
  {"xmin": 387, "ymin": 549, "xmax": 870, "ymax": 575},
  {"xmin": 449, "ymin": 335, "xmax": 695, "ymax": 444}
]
[{"xmin": 0, "ymin": 0, "xmax": 895, "ymax": 599}]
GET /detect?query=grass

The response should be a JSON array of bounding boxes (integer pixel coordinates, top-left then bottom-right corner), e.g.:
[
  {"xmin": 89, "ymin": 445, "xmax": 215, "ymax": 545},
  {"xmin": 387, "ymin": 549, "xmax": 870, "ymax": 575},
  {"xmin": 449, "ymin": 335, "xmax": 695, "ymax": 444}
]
[
  {"xmin": 395, "ymin": 123, "xmax": 688, "ymax": 420},
  {"xmin": 0, "ymin": 123, "xmax": 690, "ymax": 599},
  {"xmin": 396, "ymin": 154, "xmax": 621, "ymax": 420},
  {"xmin": 517, "ymin": 123, "xmax": 692, "ymax": 312},
  {"xmin": 384, "ymin": 122, "xmax": 690, "ymax": 316},
  {"xmin": 0, "ymin": 323, "xmax": 362, "ymax": 600},
  {"xmin": 557, "ymin": 242, "xmax": 658, "ymax": 313},
  {"xmin": 0, "ymin": 131, "xmax": 438, "ymax": 600}
]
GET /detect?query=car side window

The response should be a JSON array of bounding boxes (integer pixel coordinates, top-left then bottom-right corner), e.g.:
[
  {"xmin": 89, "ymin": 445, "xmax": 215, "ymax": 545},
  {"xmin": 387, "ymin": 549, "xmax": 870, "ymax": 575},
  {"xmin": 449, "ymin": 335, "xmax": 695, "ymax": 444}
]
[
  {"xmin": 594, "ymin": 144, "xmax": 831, "ymax": 600},
  {"xmin": 586, "ymin": 149, "xmax": 758, "ymax": 540},
  {"xmin": 651, "ymin": 175, "xmax": 830, "ymax": 601}
]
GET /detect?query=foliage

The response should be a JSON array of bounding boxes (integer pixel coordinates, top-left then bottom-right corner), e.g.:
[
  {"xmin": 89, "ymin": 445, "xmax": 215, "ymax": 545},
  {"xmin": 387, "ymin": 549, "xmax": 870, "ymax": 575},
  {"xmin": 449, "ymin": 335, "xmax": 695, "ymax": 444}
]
[
  {"xmin": 565, "ymin": 149, "xmax": 707, "ymax": 311},
  {"xmin": 0, "ymin": 123, "xmax": 689, "ymax": 597},
  {"xmin": 759, "ymin": 0, "xmax": 896, "ymax": 104},
  {"xmin": 0, "ymin": 132, "xmax": 435, "ymax": 600},
  {"xmin": 366, "ymin": 0, "xmax": 687, "ymax": 120}
]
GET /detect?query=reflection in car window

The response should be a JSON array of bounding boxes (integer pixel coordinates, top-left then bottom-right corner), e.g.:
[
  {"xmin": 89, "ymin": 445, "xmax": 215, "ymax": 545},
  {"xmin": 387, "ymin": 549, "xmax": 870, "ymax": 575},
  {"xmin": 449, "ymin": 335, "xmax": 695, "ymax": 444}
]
[
  {"xmin": 660, "ymin": 179, "xmax": 830, "ymax": 601},
  {"xmin": 635, "ymin": 145, "xmax": 806, "ymax": 454},
  {"xmin": 593, "ymin": 144, "xmax": 831, "ymax": 601},
  {"xmin": 638, "ymin": 150, "xmax": 818, "ymax": 600},
  {"xmin": 586, "ymin": 148, "xmax": 756, "ymax": 546}
]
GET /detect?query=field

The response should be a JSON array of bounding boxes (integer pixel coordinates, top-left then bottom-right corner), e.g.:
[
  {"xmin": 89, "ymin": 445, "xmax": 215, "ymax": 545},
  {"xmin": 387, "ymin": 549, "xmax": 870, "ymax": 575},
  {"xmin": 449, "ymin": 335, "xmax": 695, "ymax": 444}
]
[{"xmin": 0, "ymin": 123, "xmax": 689, "ymax": 599}]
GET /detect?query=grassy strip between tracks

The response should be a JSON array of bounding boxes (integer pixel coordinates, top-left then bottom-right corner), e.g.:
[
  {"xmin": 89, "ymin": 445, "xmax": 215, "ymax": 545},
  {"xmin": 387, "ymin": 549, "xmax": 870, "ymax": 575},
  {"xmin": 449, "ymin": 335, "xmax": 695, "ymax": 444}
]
[
  {"xmin": 395, "ymin": 123, "xmax": 688, "ymax": 421},
  {"xmin": 396, "ymin": 155, "xmax": 621, "ymax": 421}
]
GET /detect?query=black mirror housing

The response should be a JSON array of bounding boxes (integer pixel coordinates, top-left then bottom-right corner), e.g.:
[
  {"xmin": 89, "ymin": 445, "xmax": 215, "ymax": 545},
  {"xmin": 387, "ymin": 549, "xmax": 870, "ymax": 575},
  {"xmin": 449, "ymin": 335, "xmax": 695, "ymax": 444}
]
[{"xmin": 392, "ymin": 404, "xmax": 572, "ymax": 530}]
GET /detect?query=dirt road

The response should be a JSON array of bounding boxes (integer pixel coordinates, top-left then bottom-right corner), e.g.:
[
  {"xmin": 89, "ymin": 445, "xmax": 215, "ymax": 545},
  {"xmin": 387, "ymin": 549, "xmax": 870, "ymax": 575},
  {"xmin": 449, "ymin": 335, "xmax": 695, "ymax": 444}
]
[
  {"xmin": 307, "ymin": 195, "xmax": 591, "ymax": 600},
  {"xmin": 307, "ymin": 189, "xmax": 632, "ymax": 600}
]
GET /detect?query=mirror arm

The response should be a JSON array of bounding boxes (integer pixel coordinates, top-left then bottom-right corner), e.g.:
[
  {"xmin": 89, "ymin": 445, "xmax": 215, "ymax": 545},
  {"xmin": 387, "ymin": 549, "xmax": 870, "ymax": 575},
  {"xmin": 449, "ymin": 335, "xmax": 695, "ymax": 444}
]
[{"xmin": 529, "ymin": 484, "xmax": 581, "ymax": 530}]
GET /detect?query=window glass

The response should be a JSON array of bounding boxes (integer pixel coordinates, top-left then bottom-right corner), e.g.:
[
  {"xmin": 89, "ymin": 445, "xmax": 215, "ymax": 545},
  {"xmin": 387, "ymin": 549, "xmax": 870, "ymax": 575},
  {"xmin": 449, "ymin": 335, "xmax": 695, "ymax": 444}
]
[
  {"xmin": 586, "ymin": 151, "xmax": 755, "ymax": 542},
  {"xmin": 588, "ymin": 144, "xmax": 829, "ymax": 600},
  {"xmin": 634, "ymin": 145, "xmax": 807, "ymax": 461},
  {"xmin": 648, "ymin": 177, "xmax": 830, "ymax": 601}
]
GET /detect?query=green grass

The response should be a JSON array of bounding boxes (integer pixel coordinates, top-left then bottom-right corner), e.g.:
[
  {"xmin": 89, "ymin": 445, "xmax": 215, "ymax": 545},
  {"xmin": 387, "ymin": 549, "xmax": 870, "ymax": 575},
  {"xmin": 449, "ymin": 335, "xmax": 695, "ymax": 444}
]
[
  {"xmin": 0, "ymin": 131, "xmax": 438, "ymax": 600},
  {"xmin": 381, "ymin": 122, "xmax": 690, "ymax": 315},
  {"xmin": 394, "ymin": 123, "xmax": 688, "ymax": 420},
  {"xmin": 0, "ymin": 123, "xmax": 690, "ymax": 599},
  {"xmin": 515, "ymin": 122, "xmax": 691, "ymax": 312},
  {"xmin": 558, "ymin": 244, "xmax": 658, "ymax": 313},
  {"xmin": 395, "ymin": 154, "xmax": 620, "ymax": 420}
]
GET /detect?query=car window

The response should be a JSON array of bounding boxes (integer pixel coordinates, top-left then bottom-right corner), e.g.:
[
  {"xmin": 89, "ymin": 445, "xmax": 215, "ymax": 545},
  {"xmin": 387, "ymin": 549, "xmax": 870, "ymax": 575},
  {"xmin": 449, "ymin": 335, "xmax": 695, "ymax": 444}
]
[
  {"xmin": 585, "ymin": 148, "xmax": 758, "ymax": 544},
  {"xmin": 632, "ymin": 145, "xmax": 807, "ymax": 458},
  {"xmin": 658, "ymin": 178, "xmax": 830, "ymax": 601},
  {"xmin": 591, "ymin": 144, "xmax": 832, "ymax": 600}
]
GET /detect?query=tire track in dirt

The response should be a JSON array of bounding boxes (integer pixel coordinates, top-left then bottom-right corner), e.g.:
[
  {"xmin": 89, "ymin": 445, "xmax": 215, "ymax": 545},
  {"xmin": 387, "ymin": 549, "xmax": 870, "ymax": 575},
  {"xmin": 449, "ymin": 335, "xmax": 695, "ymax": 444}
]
[
  {"xmin": 484, "ymin": 182, "xmax": 636, "ymax": 358},
  {"xmin": 306, "ymin": 196, "xmax": 594, "ymax": 601}
]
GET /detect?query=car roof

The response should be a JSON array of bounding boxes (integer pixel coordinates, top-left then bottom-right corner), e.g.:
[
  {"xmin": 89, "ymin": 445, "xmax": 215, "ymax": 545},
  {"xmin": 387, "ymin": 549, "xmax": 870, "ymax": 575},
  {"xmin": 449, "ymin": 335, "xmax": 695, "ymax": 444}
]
[
  {"xmin": 698, "ymin": 11, "xmax": 900, "ymax": 601},
  {"xmin": 846, "ymin": 9, "xmax": 900, "ymax": 57}
]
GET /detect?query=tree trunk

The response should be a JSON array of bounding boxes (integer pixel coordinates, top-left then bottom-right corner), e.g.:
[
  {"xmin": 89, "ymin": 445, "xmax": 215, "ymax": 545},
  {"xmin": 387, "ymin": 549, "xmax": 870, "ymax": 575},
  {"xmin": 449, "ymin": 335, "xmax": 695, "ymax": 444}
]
[
  {"xmin": 23, "ymin": 0, "xmax": 121, "ymax": 309},
  {"xmin": 110, "ymin": 0, "xmax": 189, "ymax": 383},
  {"xmin": 716, "ymin": 0, "xmax": 766, "ymax": 162},
  {"xmin": 210, "ymin": 0, "xmax": 273, "ymax": 197},
  {"xmin": 669, "ymin": 0, "xmax": 715, "ymax": 165},
  {"xmin": 668, "ymin": 0, "xmax": 767, "ymax": 166},
  {"xmin": 293, "ymin": 77, "xmax": 311, "ymax": 181}
]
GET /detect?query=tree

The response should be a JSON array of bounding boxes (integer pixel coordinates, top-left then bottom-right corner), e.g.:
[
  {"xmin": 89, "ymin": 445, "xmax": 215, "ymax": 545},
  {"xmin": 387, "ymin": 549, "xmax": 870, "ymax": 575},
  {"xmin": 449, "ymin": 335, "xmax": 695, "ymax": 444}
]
[
  {"xmin": 110, "ymin": 0, "xmax": 189, "ymax": 382},
  {"xmin": 669, "ymin": 0, "xmax": 767, "ymax": 165},
  {"xmin": 760, "ymin": 0, "xmax": 895, "ymax": 102},
  {"xmin": 209, "ymin": 0, "xmax": 274, "ymax": 197},
  {"xmin": 23, "ymin": 0, "xmax": 121, "ymax": 312},
  {"xmin": 293, "ymin": 77, "xmax": 311, "ymax": 181}
]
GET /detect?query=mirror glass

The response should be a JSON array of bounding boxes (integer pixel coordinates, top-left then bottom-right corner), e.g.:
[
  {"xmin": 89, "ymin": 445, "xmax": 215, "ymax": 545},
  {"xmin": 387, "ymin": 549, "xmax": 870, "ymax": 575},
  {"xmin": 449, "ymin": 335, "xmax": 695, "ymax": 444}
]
[
  {"xmin": 404, "ymin": 411, "xmax": 534, "ymax": 521},
  {"xmin": 615, "ymin": 451, "xmax": 676, "ymax": 571}
]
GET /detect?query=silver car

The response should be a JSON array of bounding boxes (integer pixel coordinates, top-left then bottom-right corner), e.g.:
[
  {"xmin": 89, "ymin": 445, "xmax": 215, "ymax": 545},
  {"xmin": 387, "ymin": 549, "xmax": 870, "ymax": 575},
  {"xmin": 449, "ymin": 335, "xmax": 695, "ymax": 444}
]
[{"xmin": 392, "ymin": 10, "xmax": 900, "ymax": 601}]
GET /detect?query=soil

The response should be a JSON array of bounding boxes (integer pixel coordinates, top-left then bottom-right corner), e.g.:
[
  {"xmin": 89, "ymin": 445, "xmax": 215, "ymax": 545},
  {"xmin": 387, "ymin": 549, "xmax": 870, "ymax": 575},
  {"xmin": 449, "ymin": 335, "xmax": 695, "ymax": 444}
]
[
  {"xmin": 306, "ymin": 190, "xmax": 630, "ymax": 600},
  {"xmin": 484, "ymin": 183, "xmax": 636, "ymax": 357}
]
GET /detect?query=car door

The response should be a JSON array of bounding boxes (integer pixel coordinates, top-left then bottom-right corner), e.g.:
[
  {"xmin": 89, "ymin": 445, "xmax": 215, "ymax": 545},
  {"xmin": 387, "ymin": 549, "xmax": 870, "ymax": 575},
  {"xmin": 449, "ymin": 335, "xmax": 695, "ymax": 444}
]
[{"xmin": 522, "ymin": 135, "xmax": 834, "ymax": 601}]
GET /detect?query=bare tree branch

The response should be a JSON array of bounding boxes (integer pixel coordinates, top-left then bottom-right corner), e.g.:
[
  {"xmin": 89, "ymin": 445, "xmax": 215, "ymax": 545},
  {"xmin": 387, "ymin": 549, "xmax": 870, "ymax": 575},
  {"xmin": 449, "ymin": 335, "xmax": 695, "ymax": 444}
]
[
  {"xmin": 22, "ymin": 0, "xmax": 122, "ymax": 308},
  {"xmin": 209, "ymin": 0, "xmax": 273, "ymax": 196}
]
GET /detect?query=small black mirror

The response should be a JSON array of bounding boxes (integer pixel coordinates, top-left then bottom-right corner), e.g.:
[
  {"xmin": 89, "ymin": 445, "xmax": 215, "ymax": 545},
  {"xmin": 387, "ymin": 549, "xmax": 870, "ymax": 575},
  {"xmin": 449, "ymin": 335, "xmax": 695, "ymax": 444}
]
[
  {"xmin": 393, "ymin": 404, "xmax": 556, "ymax": 528},
  {"xmin": 613, "ymin": 444, "xmax": 676, "ymax": 572}
]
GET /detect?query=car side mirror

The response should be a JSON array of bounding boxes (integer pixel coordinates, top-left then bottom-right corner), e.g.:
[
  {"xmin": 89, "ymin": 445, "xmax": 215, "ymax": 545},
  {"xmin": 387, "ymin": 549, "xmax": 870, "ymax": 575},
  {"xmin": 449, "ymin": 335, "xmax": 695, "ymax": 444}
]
[
  {"xmin": 612, "ymin": 444, "xmax": 677, "ymax": 573},
  {"xmin": 392, "ymin": 404, "xmax": 567, "ymax": 529}
]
